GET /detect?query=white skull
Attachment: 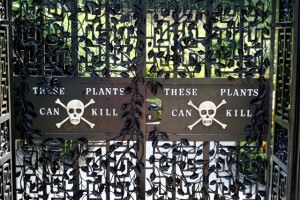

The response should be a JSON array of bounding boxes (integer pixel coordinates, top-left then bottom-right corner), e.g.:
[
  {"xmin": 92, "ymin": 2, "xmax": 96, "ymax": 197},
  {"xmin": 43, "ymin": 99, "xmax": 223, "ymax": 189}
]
[
  {"xmin": 67, "ymin": 100, "xmax": 84, "ymax": 125},
  {"xmin": 199, "ymin": 101, "xmax": 216, "ymax": 126}
]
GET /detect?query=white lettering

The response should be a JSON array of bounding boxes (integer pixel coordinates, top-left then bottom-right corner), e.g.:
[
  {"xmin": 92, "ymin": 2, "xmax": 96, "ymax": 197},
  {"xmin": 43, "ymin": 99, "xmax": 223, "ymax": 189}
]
[
  {"xmin": 92, "ymin": 108, "xmax": 97, "ymax": 116},
  {"xmin": 172, "ymin": 109, "xmax": 177, "ymax": 116},
  {"xmin": 164, "ymin": 88, "xmax": 198, "ymax": 96},
  {"xmin": 105, "ymin": 88, "xmax": 111, "ymax": 95},
  {"xmin": 226, "ymin": 110, "xmax": 232, "ymax": 117},
  {"xmin": 164, "ymin": 88, "xmax": 170, "ymax": 95},
  {"xmin": 40, "ymin": 108, "xmax": 45, "ymax": 115},
  {"xmin": 86, "ymin": 88, "xmax": 91, "ymax": 95},
  {"xmin": 192, "ymin": 89, "xmax": 197, "ymax": 96},
  {"xmin": 233, "ymin": 89, "xmax": 239, "ymax": 96},
  {"xmin": 179, "ymin": 88, "xmax": 184, "ymax": 96},
  {"xmin": 113, "ymin": 109, "xmax": 118, "ymax": 116},
  {"xmin": 253, "ymin": 89, "xmax": 259, "ymax": 96},
  {"xmin": 220, "ymin": 88, "xmax": 259, "ymax": 97},
  {"xmin": 99, "ymin": 88, "xmax": 105, "ymax": 95},
  {"xmin": 172, "ymin": 109, "xmax": 192, "ymax": 117},
  {"xmin": 220, "ymin": 89, "xmax": 226, "ymax": 96},
  {"xmin": 119, "ymin": 88, "xmax": 124, "ymax": 95},
  {"xmin": 171, "ymin": 89, "xmax": 177, "ymax": 96},
  {"xmin": 60, "ymin": 88, "xmax": 65, "ymax": 95},
  {"xmin": 226, "ymin": 109, "xmax": 253, "ymax": 117},
  {"xmin": 85, "ymin": 88, "xmax": 125, "ymax": 95},
  {"xmin": 186, "ymin": 88, "xmax": 191, "ymax": 96},
  {"xmin": 40, "ymin": 108, "xmax": 60, "ymax": 115},
  {"xmin": 241, "ymin": 109, "xmax": 246, "ymax": 117},
  {"xmin": 240, "ymin": 89, "xmax": 246, "ymax": 96},
  {"xmin": 247, "ymin": 110, "xmax": 252, "ymax": 117},
  {"xmin": 91, "ymin": 108, "xmax": 118, "ymax": 116},
  {"xmin": 33, "ymin": 87, "xmax": 65, "ymax": 95}
]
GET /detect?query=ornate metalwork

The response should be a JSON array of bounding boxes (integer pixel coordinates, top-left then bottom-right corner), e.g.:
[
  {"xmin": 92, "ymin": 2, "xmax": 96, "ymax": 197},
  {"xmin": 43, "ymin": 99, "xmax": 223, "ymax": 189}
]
[
  {"xmin": 275, "ymin": 28, "xmax": 292, "ymax": 121},
  {"xmin": 271, "ymin": 164, "xmax": 287, "ymax": 200},
  {"xmin": 279, "ymin": 0, "xmax": 293, "ymax": 22},
  {"xmin": 271, "ymin": 0, "xmax": 294, "ymax": 199},
  {"xmin": 0, "ymin": 1, "xmax": 12, "ymax": 200},
  {"xmin": 12, "ymin": 0, "xmax": 271, "ymax": 199},
  {"xmin": 0, "ymin": 161, "xmax": 11, "ymax": 200},
  {"xmin": 273, "ymin": 123, "xmax": 288, "ymax": 164},
  {"xmin": 146, "ymin": 0, "xmax": 270, "ymax": 79}
]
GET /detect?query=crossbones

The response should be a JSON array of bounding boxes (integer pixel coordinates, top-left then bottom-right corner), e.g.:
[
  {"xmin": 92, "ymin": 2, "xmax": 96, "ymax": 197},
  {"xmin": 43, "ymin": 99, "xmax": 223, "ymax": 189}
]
[
  {"xmin": 187, "ymin": 99, "xmax": 227, "ymax": 130},
  {"xmin": 55, "ymin": 99, "xmax": 95, "ymax": 128}
]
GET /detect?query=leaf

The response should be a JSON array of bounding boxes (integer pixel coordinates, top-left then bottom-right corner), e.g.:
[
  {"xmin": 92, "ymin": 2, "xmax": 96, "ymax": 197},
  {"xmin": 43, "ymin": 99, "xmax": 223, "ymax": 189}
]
[
  {"xmin": 210, "ymin": 180, "xmax": 217, "ymax": 185},
  {"xmin": 190, "ymin": 173, "xmax": 199, "ymax": 180},
  {"xmin": 161, "ymin": 132, "xmax": 169, "ymax": 141},
  {"xmin": 195, "ymin": 159, "xmax": 205, "ymax": 165},
  {"xmin": 146, "ymin": 187, "xmax": 158, "ymax": 196},
  {"xmin": 177, "ymin": 188, "xmax": 184, "ymax": 195},
  {"xmin": 80, "ymin": 166, "xmax": 89, "ymax": 173},
  {"xmin": 161, "ymin": 143, "xmax": 172, "ymax": 149},
  {"xmin": 120, "ymin": 71, "xmax": 129, "ymax": 78},
  {"xmin": 178, "ymin": 71, "xmax": 187, "ymax": 78},
  {"xmin": 150, "ymin": 172, "xmax": 156, "ymax": 181},
  {"xmin": 196, "ymin": 149, "xmax": 203, "ymax": 156},
  {"xmin": 181, "ymin": 138, "xmax": 190, "ymax": 146},
  {"xmin": 165, "ymin": 72, "xmax": 170, "ymax": 80},
  {"xmin": 150, "ymin": 65, "xmax": 156, "ymax": 73},
  {"xmin": 209, "ymin": 149, "xmax": 215, "ymax": 156},
  {"xmin": 157, "ymin": 69, "xmax": 164, "ymax": 78},
  {"xmin": 92, "ymin": 191, "xmax": 101, "ymax": 197},
  {"xmin": 149, "ymin": 155, "xmax": 155, "ymax": 164},
  {"xmin": 215, "ymin": 68, "xmax": 221, "ymax": 77}
]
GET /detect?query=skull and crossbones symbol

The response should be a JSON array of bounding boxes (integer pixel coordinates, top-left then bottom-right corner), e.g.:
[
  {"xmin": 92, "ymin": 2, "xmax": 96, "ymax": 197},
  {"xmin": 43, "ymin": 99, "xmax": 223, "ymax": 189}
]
[
  {"xmin": 55, "ymin": 99, "xmax": 95, "ymax": 128},
  {"xmin": 187, "ymin": 99, "xmax": 227, "ymax": 130}
]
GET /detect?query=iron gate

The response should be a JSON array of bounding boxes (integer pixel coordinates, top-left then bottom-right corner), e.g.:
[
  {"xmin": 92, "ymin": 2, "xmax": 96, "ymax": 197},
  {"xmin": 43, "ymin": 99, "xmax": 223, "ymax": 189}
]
[{"xmin": 6, "ymin": 0, "xmax": 295, "ymax": 199}]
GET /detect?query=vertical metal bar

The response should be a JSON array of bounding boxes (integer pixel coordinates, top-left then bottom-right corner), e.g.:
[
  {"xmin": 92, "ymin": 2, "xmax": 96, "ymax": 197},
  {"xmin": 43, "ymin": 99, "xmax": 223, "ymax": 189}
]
[
  {"xmin": 204, "ymin": 0, "xmax": 212, "ymax": 78},
  {"xmin": 267, "ymin": 0, "xmax": 277, "ymax": 197},
  {"xmin": 7, "ymin": 0, "xmax": 15, "ymax": 198},
  {"xmin": 288, "ymin": 0, "xmax": 300, "ymax": 199},
  {"xmin": 105, "ymin": 142, "xmax": 110, "ymax": 200},
  {"xmin": 70, "ymin": 2, "xmax": 80, "ymax": 199},
  {"xmin": 105, "ymin": 0, "xmax": 110, "ymax": 77},
  {"xmin": 203, "ymin": 1, "xmax": 213, "ymax": 199},
  {"xmin": 238, "ymin": 0, "xmax": 245, "ymax": 79},
  {"xmin": 71, "ymin": 0, "xmax": 78, "ymax": 73},
  {"xmin": 137, "ymin": 0, "xmax": 147, "ymax": 198}
]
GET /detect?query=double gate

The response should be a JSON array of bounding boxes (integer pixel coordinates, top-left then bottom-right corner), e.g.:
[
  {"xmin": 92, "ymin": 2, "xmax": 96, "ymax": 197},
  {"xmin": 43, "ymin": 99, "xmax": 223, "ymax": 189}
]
[{"xmin": 0, "ymin": 0, "xmax": 298, "ymax": 199}]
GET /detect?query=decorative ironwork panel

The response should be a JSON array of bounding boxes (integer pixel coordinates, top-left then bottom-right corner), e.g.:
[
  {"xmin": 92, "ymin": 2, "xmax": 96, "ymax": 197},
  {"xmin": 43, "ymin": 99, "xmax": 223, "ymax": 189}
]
[
  {"xmin": 279, "ymin": 0, "xmax": 293, "ymax": 22},
  {"xmin": 275, "ymin": 28, "xmax": 292, "ymax": 121},
  {"xmin": 271, "ymin": 0, "xmax": 294, "ymax": 199},
  {"xmin": 16, "ymin": 139, "xmax": 141, "ymax": 200},
  {"xmin": 0, "ymin": 1, "xmax": 12, "ymax": 200},
  {"xmin": 16, "ymin": 139, "xmax": 75, "ymax": 199},
  {"xmin": 273, "ymin": 123, "xmax": 288, "ymax": 165},
  {"xmin": 0, "ymin": 161, "xmax": 11, "ymax": 200},
  {"xmin": 271, "ymin": 164, "xmax": 287, "ymax": 200},
  {"xmin": 145, "ymin": 140, "xmax": 267, "ymax": 199},
  {"xmin": 146, "ymin": 0, "xmax": 270, "ymax": 79},
  {"xmin": 12, "ymin": 0, "xmax": 141, "ymax": 77},
  {"xmin": 12, "ymin": 0, "xmax": 271, "ymax": 199}
]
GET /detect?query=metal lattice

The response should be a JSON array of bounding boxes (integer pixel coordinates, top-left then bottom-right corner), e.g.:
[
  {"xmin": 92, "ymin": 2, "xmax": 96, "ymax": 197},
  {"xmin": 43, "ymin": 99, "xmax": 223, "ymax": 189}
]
[
  {"xmin": 270, "ymin": 0, "xmax": 294, "ymax": 199},
  {"xmin": 12, "ymin": 0, "xmax": 272, "ymax": 199},
  {"xmin": 0, "ymin": 0, "xmax": 12, "ymax": 199}
]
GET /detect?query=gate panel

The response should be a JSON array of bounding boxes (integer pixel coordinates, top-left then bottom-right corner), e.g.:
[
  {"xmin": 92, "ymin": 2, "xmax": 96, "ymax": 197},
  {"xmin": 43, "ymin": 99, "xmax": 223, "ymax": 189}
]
[
  {"xmin": 270, "ymin": 0, "xmax": 295, "ymax": 199},
  {"xmin": 12, "ymin": 0, "xmax": 271, "ymax": 200},
  {"xmin": 0, "ymin": 0, "xmax": 12, "ymax": 199}
]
